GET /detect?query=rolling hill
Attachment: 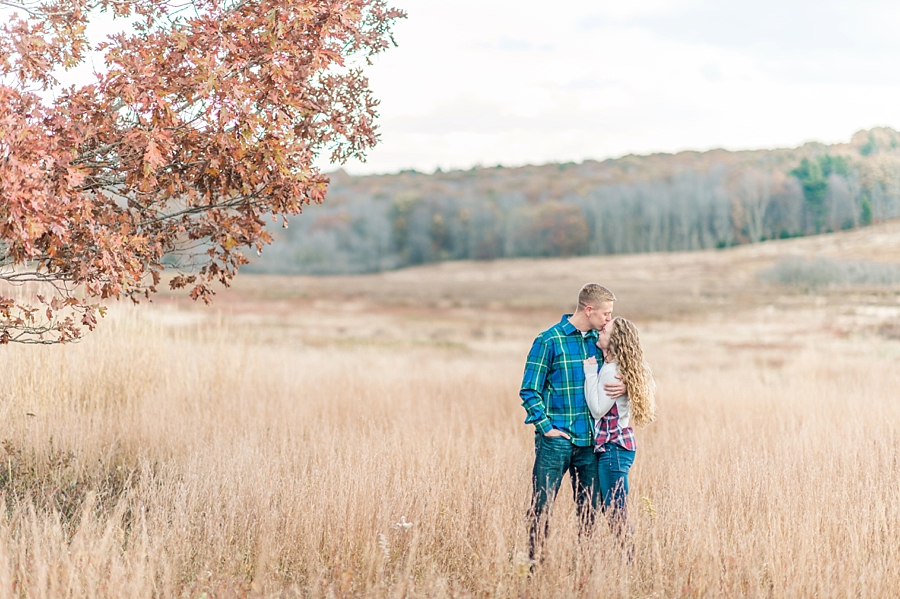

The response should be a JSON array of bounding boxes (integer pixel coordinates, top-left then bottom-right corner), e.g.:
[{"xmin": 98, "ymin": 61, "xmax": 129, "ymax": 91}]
[{"xmin": 246, "ymin": 127, "xmax": 900, "ymax": 276}]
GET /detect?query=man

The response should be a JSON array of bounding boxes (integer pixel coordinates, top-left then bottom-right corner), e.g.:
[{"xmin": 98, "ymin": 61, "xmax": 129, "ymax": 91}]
[{"xmin": 520, "ymin": 283, "xmax": 625, "ymax": 561}]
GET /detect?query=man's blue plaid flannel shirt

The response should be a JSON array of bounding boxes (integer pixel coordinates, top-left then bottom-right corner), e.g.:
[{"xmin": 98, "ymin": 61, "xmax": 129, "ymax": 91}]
[{"xmin": 519, "ymin": 314, "xmax": 602, "ymax": 447}]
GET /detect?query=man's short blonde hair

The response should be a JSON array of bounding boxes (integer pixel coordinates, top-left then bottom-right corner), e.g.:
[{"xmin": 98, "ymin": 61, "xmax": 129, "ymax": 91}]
[{"xmin": 577, "ymin": 283, "xmax": 616, "ymax": 310}]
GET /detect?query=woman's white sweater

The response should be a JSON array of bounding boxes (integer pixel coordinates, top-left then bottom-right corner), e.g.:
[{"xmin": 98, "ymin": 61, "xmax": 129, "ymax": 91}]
[{"xmin": 582, "ymin": 360, "xmax": 631, "ymax": 429}]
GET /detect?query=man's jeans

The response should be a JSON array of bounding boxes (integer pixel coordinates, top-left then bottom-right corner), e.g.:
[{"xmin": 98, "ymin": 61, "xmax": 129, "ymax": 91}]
[
  {"xmin": 528, "ymin": 433, "xmax": 600, "ymax": 560},
  {"xmin": 596, "ymin": 442, "xmax": 635, "ymax": 531}
]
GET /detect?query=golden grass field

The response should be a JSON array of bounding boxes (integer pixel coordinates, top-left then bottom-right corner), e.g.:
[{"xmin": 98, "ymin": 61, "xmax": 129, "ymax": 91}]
[{"xmin": 2, "ymin": 221, "xmax": 900, "ymax": 597}]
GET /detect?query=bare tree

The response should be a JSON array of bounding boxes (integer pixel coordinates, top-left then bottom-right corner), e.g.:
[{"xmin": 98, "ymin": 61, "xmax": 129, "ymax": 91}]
[{"xmin": 735, "ymin": 169, "xmax": 773, "ymax": 243}]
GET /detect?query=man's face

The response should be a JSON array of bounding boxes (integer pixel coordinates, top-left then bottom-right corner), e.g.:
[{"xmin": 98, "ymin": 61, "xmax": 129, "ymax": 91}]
[
  {"xmin": 597, "ymin": 320, "xmax": 612, "ymax": 351},
  {"xmin": 586, "ymin": 301, "xmax": 614, "ymax": 331}
]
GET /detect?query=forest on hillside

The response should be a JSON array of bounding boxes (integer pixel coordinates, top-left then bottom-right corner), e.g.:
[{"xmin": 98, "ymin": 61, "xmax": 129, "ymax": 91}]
[{"xmin": 247, "ymin": 127, "xmax": 900, "ymax": 275}]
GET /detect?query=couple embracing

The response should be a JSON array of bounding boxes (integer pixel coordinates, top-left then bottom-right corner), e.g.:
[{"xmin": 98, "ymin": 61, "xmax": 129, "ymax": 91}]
[{"xmin": 520, "ymin": 283, "xmax": 657, "ymax": 562}]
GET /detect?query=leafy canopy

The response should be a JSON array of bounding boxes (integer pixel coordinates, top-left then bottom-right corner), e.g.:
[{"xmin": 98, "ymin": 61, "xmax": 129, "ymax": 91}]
[
  {"xmin": 790, "ymin": 154, "xmax": 850, "ymax": 233},
  {"xmin": 0, "ymin": 0, "xmax": 404, "ymax": 343}
]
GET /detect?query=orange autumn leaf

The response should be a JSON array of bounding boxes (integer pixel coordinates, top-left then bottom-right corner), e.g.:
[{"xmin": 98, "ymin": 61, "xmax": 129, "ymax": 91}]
[{"xmin": 0, "ymin": 0, "xmax": 404, "ymax": 344}]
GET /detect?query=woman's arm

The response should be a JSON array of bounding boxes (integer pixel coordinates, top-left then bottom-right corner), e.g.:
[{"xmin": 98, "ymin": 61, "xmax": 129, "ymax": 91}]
[{"xmin": 583, "ymin": 360, "xmax": 617, "ymax": 420}]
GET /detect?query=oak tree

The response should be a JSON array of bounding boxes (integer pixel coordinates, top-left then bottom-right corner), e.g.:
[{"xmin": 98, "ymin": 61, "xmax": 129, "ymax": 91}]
[{"xmin": 0, "ymin": 0, "xmax": 403, "ymax": 343}]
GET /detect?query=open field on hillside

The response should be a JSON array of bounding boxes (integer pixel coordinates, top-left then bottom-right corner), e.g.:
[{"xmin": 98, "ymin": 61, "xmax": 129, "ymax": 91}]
[{"xmin": 1, "ymin": 223, "xmax": 900, "ymax": 597}]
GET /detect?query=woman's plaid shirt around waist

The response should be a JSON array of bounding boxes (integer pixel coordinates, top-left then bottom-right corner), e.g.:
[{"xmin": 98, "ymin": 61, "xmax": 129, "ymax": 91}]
[{"xmin": 594, "ymin": 402, "xmax": 636, "ymax": 452}]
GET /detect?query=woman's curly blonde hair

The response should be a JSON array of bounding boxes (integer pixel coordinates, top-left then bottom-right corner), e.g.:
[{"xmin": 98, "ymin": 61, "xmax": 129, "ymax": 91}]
[{"xmin": 606, "ymin": 317, "xmax": 657, "ymax": 426}]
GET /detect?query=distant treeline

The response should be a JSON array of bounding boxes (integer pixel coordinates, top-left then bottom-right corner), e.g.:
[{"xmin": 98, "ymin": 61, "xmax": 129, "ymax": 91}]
[{"xmin": 247, "ymin": 128, "xmax": 900, "ymax": 275}]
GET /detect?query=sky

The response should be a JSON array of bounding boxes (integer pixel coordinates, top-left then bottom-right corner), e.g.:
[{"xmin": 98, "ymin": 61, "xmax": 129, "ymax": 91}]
[
  {"xmin": 335, "ymin": 0, "xmax": 900, "ymax": 174},
  {"xmin": 39, "ymin": 0, "xmax": 900, "ymax": 175}
]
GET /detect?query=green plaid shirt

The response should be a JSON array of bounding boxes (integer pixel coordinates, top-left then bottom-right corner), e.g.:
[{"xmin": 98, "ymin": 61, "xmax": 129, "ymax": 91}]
[{"xmin": 519, "ymin": 314, "xmax": 602, "ymax": 447}]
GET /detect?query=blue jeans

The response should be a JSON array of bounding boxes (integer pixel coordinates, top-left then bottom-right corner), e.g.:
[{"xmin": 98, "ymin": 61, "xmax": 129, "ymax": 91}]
[
  {"xmin": 597, "ymin": 442, "xmax": 635, "ymax": 529},
  {"xmin": 528, "ymin": 433, "xmax": 600, "ymax": 560}
]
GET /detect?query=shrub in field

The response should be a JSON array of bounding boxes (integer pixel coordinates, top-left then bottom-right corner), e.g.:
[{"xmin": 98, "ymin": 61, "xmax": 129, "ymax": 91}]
[
  {"xmin": 761, "ymin": 256, "xmax": 900, "ymax": 289},
  {"xmin": 0, "ymin": 439, "xmax": 134, "ymax": 525}
]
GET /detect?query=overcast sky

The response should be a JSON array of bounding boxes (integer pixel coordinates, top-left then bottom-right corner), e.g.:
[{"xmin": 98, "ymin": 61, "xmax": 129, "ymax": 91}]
[
  {"xmin": 335, "ymin": 0, "xmax": 900, "ymax": 174},
  {"xmin": 42, "ymin": 0, "xmax": 900, "ymax": 175}
]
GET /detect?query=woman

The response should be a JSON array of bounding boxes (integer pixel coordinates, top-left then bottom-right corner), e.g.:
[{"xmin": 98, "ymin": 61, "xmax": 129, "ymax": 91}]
[{"xmin": 582, "ymin": 316, "xmax": 656, "ymax": 530}]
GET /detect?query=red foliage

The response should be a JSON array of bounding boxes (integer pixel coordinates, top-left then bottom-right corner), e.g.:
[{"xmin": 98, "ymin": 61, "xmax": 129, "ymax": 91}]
[{"xmin": 0, "ymin": 0, "xmax": 403, "ymax": 342}]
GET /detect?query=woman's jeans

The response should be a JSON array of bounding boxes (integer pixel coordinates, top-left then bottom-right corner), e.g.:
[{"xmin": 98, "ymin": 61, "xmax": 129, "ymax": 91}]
[
  {"xmin": 528, "ymin": 433, "xmax": 600, "ymax": 560},
  {"xmin": 596, "ymin": 442, "xmax": 635, "ymax": 528}
]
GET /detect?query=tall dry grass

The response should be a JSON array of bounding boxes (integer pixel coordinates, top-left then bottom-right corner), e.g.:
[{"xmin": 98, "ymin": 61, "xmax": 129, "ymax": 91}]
[{"xmin": 0, "ymin": 302, "xmax": 898, "ymax": 597}]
